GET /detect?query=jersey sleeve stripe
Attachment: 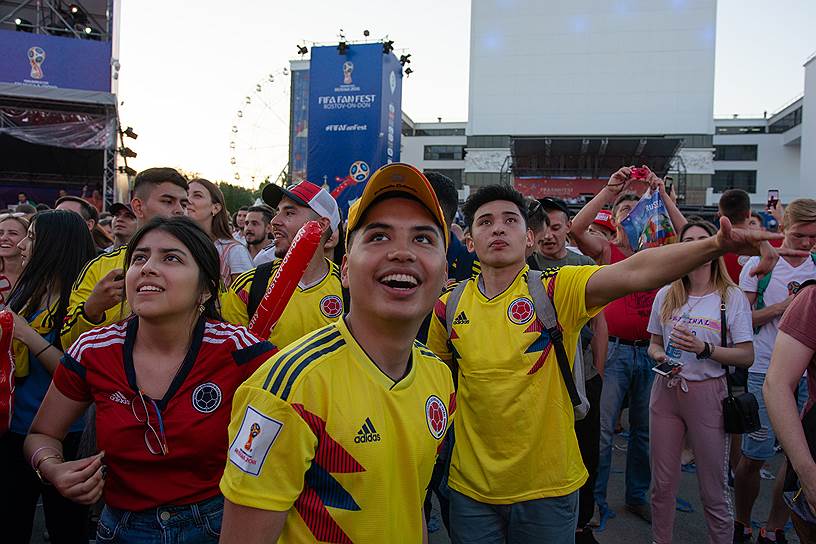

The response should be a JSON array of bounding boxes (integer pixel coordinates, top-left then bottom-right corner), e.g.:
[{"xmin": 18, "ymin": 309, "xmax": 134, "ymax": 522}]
[
  {"xmin": 267, "ymin": 329, "xmax": 343, "ymax": 396},
  {"xmin": 279, "ymin": 338, "xmax": 345, "ymax": 401},
  {"xmin": 60, "ymin": 354, "xmax": 86, "ymax": 379},
  {"xmin": 260, "ymin": 326, "xmax": 338, "ymax": 390},
  {"xmin": 232, "ymin": 340, "xmax": 277, "ymax": 366},
  {"xmin": 230, "ymin": 271, "xmax": 256, "ymax": 293},
  {"xmin": 67, "ymin": 322, "xmax": 129, "ymax": 359},
  {"xmin": 71, "ymin": 247, "xmax": 125, "ymax": 291}
]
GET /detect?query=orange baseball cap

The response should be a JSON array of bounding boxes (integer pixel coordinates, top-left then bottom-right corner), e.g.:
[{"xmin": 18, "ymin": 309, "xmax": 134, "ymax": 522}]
[{"xmin": 346, "ymin": 163, "xmax": 449, "ymax": 248}]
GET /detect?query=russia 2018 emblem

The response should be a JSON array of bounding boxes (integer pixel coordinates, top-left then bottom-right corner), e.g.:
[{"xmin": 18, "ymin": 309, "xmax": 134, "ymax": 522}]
[
  {"xmin": 425, "ymin": 395, "xmax": 448, "ymax": 440},
  {"xmin": 320, "ymin": 295, "xmax": 343, "ymax": 318},
  {"xmin": 508, "ymin": 297, "xmax": 534, "ymax": 325}
]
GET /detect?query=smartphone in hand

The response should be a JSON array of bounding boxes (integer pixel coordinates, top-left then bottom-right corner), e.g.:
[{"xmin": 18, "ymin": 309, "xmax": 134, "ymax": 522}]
[
  {"xmin": 767, "ymin": 189, "xmax": 780, "ymax": 211},
  {"xmin": 652, "ymin": 361, "xmax": 683, "ymax": 377}
]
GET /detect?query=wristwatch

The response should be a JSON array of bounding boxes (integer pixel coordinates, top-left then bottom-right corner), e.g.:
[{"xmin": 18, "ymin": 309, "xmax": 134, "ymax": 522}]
[{"xmin": 696, "ymin": 342, "xmax": 712, "ymax": 360}]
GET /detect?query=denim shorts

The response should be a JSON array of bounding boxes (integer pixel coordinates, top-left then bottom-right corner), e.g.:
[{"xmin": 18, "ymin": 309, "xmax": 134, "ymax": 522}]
[
  {"xmin": 741, "ymin": 373, "xmax": 808, "ymax": 461},
  {"xmin": 96, "ymin": 494, "xmax": 223, "ymax": 544}
]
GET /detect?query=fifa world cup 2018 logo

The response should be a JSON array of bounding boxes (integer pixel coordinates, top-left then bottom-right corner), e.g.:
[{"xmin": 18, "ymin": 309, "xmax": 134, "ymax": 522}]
[
  {"xmin": 342, "ymin": 61, "xmax": 354, "ymax": 85},
  {"xmin": 28, "ymin": 47, "xmax": 45, "ymax": 80},
  {"xmin": 244, "ymin": 423, "xmax": 261, "ymax": 451}
]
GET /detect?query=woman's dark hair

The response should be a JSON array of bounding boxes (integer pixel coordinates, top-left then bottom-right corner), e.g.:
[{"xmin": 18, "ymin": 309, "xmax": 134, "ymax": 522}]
[
  {"xmin": 124, "ymin": 216, "xmax": 222, "ymax": 321},
  {"xmin": 189, "ymin": 178, "xmax": 233, "ymax": 242},
  {"xmin": 7, "ymin": 210, "xmax": 96, "ymax": 338}
]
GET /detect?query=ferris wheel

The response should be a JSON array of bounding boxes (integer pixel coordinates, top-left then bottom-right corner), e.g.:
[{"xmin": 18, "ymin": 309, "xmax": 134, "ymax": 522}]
[{"xmin": 229, "ymin": 68, "xmax": 291, "ymax": 188}]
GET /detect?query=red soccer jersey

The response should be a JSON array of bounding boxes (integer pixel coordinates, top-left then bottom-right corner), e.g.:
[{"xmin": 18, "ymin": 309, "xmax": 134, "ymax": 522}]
[{"xmin": 54, "ymin": 317, "xmax": 276, "ymax": 511}]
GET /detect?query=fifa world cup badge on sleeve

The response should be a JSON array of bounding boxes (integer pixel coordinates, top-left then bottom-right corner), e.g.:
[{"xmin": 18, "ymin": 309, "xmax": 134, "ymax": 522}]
[{"xmin": 229, "ymin": 405, "xmax": 283, "ymax": 476}]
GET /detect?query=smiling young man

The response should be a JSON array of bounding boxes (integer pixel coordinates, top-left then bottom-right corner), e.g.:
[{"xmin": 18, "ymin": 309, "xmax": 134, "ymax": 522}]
[
  {"xmin": 219, "ymin": 163, "xmax": 455, "ymax": 544},
  {"xmin": 221, "ymin": 181, "xmax": 344, "ymax": 349},
  {"xmin": 425, "ymin": 182, "xmax": 782, "ymax": 543},
  {"xmin": 60, "ymin": 167, "xmax": 189, "ymax": 348}
]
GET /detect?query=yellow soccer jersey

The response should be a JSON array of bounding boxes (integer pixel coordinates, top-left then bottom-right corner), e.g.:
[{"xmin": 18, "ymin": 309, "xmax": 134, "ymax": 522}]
[
  {"xmin": 220, "ymin": 319, "xmax": 455, "ymax": 543},
  {"xmin": 426, "ymin": 264, "xmax": 603, "ymax": 504},
  {"xmin": 221, "ymin": 259, "xmax": 344, "ymax": 349},
  {"xmin": 61, "ymin": 247, "xmax": 130, "ymax": 349}
]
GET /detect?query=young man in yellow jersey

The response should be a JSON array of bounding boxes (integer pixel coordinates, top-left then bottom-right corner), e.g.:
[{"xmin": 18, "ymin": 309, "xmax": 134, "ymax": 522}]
[
  {"xmin": 60, "ymin": 168, "xmax": 189, "ymax": 348},
  {"xmin": 426, "ymin": 176, "xmax": 784, "ymax": 543},
  {"xmin": 219, "ymin": 163, "xmax": 456, "ymax": 544},
  {"xmin": 221, "ymin": 180, "xmax": 344, "ymax": 349}
]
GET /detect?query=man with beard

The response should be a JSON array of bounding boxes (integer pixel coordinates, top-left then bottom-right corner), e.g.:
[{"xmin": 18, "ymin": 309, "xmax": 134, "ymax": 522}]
[
  {"xmin": 221, "ymin": 181, "xmax": 345, "ymax": 349},
  {"xmin": 242, "ymin": 205, "xmax": 276, "ymax": 265}
]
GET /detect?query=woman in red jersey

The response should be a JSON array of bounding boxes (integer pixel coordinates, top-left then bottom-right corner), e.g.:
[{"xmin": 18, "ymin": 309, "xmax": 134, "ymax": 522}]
[{"xmin": 25, "ymin": 217, "xmax": 276, "ymax": 543}]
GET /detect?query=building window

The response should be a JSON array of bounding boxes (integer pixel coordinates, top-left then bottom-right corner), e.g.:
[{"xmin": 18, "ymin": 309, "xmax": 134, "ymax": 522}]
[
  {"xmin": 715, "ymin": 126, "xmax": 765, "ymax": 135},
  {"xmin": 415, "ymin": 128, "xmax": 466, "ymax": 136},
  {"xmin": 424, "ymin": 145, "xmax": 465, "ymax": 161},
  {"xmin": 769, "ymin": 106, "xmax": 803, "ymax": 133},
  {"xmin": 712, "ymin": 170, "xmax": 757, "ymax": 193},
  {"xmin": 714, "ymin": 145, "xmax": 757, "ymax": 161}
]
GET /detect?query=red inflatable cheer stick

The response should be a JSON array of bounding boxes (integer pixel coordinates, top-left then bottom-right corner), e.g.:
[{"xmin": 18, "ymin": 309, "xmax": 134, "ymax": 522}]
[
  {"xmin": 248, "ymin": 220, "xmax": 324, "ymax": 339},
  {"xmin": 0, "ymin": 311, "xmax": 16, "ymax": 436}
]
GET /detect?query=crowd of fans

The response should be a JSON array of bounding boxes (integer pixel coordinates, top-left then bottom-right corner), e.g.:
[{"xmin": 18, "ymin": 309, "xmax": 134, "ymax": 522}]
[{"xmin": 0, "ymin": 164, "xmax": 814, "ymax": 544}]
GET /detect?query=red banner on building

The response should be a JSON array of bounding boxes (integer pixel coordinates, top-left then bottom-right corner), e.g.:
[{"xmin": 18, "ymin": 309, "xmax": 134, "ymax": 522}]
[{"xmin": 514, "ymin": 177, "xmax": 609, "ymax": 199}]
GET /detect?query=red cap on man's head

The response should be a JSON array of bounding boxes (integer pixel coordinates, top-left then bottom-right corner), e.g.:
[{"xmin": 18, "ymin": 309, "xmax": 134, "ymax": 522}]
[{"xmin": 593, "ymin": 211, "xmax": 615, "ymax": 232}]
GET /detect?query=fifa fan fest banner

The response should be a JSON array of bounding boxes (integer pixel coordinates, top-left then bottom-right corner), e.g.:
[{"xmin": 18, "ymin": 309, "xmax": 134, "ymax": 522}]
[
  {"xmin": 306, "ymin": 43, "xmax": 403, "ymax": 214},
  {"xmin": 0, "ymin": 30, "xmax": 111, "ymax": 92},
  {"xmin": 515, "ymin": 177, "xmax": 609, "ymax": 200},
  {"xmin": 289, "ymin": 66, "xmax": 310, "ymax": 183},
  {"xmin": 620, "ymin": 190, "xmax": 677, "ymax": 251}
]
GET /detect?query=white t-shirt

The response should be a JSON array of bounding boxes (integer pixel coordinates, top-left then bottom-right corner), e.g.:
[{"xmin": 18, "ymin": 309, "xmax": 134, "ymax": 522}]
[
  {"xmin": 252, "ymin": 244, "xmax": 277, "ymax": 266},
  {"xmin": 647, "ymin": 286, "xmax": 753, "ymax": 381},
  {"xmin": 740, "ymin": 255, "xmax": 816, "ymax": 374},
  {"xmin": 214, "ymin": 238, "xmax": 254, "ymax": 287}
]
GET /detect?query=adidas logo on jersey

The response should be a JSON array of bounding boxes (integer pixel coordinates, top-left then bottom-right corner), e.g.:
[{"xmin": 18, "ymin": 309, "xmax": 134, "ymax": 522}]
[
  {"xmin": 452, "ymin": 311, "xmax": 470, "ymax": 325},
  {"xmin": 353, "ymin": 417, "xmax": 381, "ymax": 444},
  {"xmin": 109, "ymin": 391, "xmax": 129, "ymax": 405}
]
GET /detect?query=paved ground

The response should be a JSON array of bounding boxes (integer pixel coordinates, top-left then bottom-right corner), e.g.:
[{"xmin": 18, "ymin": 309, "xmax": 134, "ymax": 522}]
[
  {"xmin": 30, "ymin": 423, "xmax": 799, "ymax": 543},
  {"xmin": 429, "ymin": 427, "xmax": 800, "ymax": 544}
]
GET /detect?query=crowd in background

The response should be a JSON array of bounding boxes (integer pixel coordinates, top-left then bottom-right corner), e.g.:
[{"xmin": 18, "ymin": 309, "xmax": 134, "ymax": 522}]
[{"xmin": 0, "ymin": 164, "xmax": 815, "ymax": 544}]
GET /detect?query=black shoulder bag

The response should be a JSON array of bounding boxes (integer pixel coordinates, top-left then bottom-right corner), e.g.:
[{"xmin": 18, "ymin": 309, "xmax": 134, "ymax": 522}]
[{"xmin": 721, "ymin": 299, "xmax": 761, "ymax": 434}]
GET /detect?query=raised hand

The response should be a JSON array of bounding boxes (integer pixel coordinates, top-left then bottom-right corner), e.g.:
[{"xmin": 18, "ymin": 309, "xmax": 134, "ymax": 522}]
[{"xmin": 84, "ymin": 269, "xmax": 125, "ymax": 322}]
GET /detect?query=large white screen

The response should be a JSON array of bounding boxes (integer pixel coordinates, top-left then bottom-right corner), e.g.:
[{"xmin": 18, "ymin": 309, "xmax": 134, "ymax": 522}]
[{"xmin": 468, "ymin": 0, "xmax": 717, "ymax": 136}]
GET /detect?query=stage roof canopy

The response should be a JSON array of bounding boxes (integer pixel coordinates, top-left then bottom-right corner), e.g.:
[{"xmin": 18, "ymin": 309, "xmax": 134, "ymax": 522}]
[{"xmin": 511, "ymin": 136, "xmax": 683, "ymax": 179}]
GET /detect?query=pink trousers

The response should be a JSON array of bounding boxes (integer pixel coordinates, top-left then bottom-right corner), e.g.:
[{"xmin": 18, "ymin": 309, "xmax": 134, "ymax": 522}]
[{"xmin": 649, "ymin": 374, "xmax": 733, "ymax": 544}]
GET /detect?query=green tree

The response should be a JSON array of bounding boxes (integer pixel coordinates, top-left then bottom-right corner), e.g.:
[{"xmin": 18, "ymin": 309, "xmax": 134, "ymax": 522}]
[{"xmin": 218, "ymin": 182, "xmax": 261, "ymax": 213}]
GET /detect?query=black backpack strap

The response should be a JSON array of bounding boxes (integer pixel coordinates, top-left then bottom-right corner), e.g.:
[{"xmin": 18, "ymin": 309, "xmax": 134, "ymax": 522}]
[
  {"xmin": 527, "ymin": 270, "xmax": 581, "ymax": 408},
  {"xmin": 247, "ymin": 262, "xmax": 276, "ymax": 321}
]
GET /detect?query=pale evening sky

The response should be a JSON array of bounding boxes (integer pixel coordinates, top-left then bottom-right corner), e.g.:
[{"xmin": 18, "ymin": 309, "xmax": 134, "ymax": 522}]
[{"xmin": 117, "ymin": 0, "xmax": 816, "ymax": 188}]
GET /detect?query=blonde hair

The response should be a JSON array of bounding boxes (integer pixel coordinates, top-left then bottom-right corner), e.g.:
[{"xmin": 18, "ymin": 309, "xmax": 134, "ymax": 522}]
[
  {"xmin": 659, "ymin": 221, "xmax": 737, "ymax": 323},
  {"xmin": 783, "ymin": 198, "xmax": 816, "ymax": 228}
]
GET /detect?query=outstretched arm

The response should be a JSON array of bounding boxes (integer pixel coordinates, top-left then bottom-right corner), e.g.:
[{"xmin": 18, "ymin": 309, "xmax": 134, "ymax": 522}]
[{"xmin": 585, "ymin": 218, "xmax": 783, "ymax": 309}]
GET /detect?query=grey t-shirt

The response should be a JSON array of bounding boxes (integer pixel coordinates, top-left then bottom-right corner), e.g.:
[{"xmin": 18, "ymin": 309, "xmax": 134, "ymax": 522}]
[
  {"xmin": 531, "ymin": 250, "xmax": 596, "ymax": 269},
  {"xmin": 529, "ymin": 249, "xmax": 599, "ymax": 380}
]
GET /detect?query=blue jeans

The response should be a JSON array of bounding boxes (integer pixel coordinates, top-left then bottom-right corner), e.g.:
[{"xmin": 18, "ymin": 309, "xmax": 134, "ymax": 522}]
[
  {"xmin": 742, "ymin": 373, "xmax": 808, "ymax": 461},
  {"xmin": 96, "ymin": 494, "xmax": 223, "ymax": 543},
  {"xmin": 594, "ymin": 340, "xmax": 654, "ymax": 511},
  {"xmin": 449, "ymin": 489, "xmax": 579, "ymax": 544}
]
